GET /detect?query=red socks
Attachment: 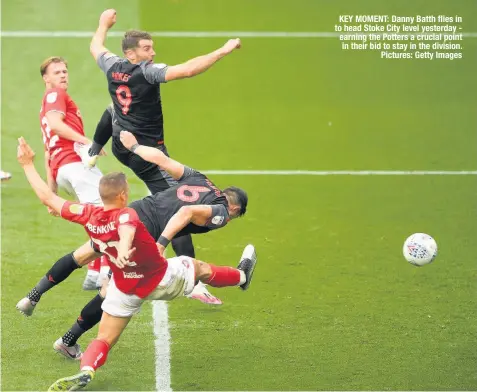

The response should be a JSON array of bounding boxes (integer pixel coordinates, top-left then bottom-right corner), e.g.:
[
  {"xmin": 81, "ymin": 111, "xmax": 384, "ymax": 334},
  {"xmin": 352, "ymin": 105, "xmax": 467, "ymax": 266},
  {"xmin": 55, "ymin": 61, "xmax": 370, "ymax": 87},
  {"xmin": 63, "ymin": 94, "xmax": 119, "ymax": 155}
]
[
  {"xmin": 80, "ymin": 339, "xmax": 110, "ymax": 371},
  {"xmin": 205, "ymin": 265, "xmax": 241, "ymax": 287}
]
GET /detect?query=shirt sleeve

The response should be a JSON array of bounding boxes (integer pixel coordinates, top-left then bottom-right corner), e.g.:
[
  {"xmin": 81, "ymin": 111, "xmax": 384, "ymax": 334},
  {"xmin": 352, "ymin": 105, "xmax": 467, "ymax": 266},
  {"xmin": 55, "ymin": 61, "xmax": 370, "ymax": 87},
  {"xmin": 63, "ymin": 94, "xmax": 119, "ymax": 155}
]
[
  {"xmin": 141, "ymin": 62, "xmax": 169, "ymax": 84},
  {"xmin": 118, "ymin": 207, "xmax": 140, "ymax": 229},
  {"xmin": 97, "ymin": 51, "xmax": 121, "ymax": 74},
  {"xmin": 205, "ymin": 205, "xmax": 230, "ymax": 229},
  {"xmin": 178, "ymin": 166, "xmax": 200, "ymax": 181},
  {"xmin": 60, "ymin": 201, "xmax": 94, "ymax": 225},
  {"xmin": 43, "ymin": 88, "xmax": 67, "ymax": 116}
]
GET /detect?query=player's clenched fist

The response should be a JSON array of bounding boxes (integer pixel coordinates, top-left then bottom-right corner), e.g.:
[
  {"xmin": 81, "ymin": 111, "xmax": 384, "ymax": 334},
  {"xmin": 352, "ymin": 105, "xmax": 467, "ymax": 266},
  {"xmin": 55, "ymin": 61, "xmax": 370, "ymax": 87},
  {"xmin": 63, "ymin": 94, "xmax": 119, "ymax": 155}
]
[
  {"xmin": 99, "ymin": 9, "xmax": 116, "ymax": 29},
  {"xmin": 222, "ymin": 38, "xmax": 241, "ymax": 54},
  {"xmin": 17, "ymin": 137, "xmax": 35, "ymax": 166}
]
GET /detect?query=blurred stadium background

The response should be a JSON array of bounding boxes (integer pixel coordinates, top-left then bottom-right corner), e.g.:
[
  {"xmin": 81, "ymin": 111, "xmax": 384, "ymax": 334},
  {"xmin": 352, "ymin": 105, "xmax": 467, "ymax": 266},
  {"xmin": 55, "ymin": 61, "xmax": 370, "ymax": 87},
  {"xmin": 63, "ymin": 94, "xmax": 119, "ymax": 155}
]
[{"xmin": 1, "ymin": 0, "xmax": 476, "ymax": 390}]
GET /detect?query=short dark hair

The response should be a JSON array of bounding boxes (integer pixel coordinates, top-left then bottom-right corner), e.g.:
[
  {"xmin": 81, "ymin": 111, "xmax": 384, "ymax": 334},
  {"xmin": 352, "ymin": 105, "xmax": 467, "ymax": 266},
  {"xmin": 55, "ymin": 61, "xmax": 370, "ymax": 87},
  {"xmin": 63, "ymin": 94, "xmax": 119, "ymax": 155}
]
[
  {"xmin": 122, "ymin": 30, "xmax": 153, "ymax": 52},
  {"xmin": 223, "ymin": 187, "xmax": 248, "ymax": 217},
  {"xmin": 99, "ymin": 172, "xmax": 128, "ymax": 203},
  {"xmin": 40, "ymin": 56, "xmax": 67, "ymax": 76}
]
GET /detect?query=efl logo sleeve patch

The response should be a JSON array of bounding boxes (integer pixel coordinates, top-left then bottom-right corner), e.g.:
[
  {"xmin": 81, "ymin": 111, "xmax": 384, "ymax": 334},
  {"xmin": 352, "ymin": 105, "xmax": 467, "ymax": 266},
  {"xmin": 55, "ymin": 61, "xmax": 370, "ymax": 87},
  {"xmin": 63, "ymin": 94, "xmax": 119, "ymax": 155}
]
[
  {"xmin": 211, "ymin": 215, "xmax": 224, "ymax": 225},
  {"xmin": 119, "ymin": 213, "xmax": 130, "ymax": 224},
  {"xmin": 69, "ymin": 204, "xmax": 84, "ymax": 215},
  {"xmin": 46, "ymin": 92, "xmax": 58, "ymax": 103}
]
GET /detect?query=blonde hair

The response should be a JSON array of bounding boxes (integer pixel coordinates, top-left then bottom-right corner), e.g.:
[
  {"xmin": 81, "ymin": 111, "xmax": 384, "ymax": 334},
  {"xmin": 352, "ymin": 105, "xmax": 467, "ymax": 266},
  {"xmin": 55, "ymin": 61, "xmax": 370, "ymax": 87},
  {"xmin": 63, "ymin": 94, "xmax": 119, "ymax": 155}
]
[{"xmin": 40, "ymin": 56, "xmax": 67, "ymax": 76}]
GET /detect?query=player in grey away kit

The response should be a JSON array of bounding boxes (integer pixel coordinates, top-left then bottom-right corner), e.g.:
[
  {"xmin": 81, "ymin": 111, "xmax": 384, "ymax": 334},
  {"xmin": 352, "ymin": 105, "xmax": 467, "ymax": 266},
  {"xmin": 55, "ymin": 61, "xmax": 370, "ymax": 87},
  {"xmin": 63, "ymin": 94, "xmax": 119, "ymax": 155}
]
[
  {"xmin": 87, "ymin": 9, "xmax": 242, "ymax": 304},
  {"xmin": 16, "ymin": 130, "xmax": 252, "ymax": 360}
]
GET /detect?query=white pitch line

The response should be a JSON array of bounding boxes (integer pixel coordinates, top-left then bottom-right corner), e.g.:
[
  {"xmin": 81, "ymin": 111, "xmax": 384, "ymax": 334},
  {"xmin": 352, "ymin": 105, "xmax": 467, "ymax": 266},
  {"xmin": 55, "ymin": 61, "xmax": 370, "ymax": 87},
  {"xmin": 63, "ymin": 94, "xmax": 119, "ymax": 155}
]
[
  {"xmin": 1, "ymin": 31, "xmax": 476, "ymax": 38},
  {"xmin": 200, "ymin": 170, "xmax": 477, "ymax": 175},
  {"xmin": 149, "ymin": 179, "xmax": 172, "ymax": 392},
  {"xmin": 152, "ymin": 300, "xmax": 172, "ymax": 392}
]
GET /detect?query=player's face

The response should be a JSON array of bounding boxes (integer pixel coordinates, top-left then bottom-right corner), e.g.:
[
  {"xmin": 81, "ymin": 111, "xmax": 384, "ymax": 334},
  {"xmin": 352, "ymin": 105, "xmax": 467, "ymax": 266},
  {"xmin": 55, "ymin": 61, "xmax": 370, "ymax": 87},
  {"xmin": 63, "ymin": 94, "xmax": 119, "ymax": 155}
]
[
  {"xmin": 43, "ymin": 62, "xmax": 69, "ymax": 89},
  {"xmin": 134, "ymin": 39, "xmax": 156, "ymax": 62},
  {"xmin": 227, "ymin": 204, "xmax": 241, "ymax": 219}
]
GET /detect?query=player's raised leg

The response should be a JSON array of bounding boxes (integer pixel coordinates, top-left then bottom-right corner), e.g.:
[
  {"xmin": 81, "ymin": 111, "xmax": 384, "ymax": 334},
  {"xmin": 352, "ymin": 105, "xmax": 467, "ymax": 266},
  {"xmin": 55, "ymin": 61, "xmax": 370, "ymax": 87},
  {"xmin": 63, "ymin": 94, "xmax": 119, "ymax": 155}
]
[
  {"xmin": 49, "ymin": 277, "xmax": 136, "ymax": 391},
  {"xmin": 48, "ymin": 311, "xmax": 131, "ymax": 391},
  {"xmin": 53, "ymin": 290, "xmax": 106, "ymax": 360},
  {"xmin": 194, "ymin": 244, "xmax": 257, "ymax": 290},
  {"xmin": 16, "ymin": 242, "xmax": 99, "ymax": 316},
  {"xmin": 171, "ymin": 234, "xmax": 223, "ymax": 305}
]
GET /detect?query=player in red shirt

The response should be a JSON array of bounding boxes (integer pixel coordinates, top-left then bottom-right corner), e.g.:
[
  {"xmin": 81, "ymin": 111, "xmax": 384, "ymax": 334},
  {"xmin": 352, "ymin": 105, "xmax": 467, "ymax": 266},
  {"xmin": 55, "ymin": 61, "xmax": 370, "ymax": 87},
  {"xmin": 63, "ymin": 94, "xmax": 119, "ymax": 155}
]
[
  {"xmin": 39, "ymin": 56, "xmax": 108, "ymax": 291},
  {"xmin": 16, "ymin": 138, "xmax": 257, "ymax": 391}
]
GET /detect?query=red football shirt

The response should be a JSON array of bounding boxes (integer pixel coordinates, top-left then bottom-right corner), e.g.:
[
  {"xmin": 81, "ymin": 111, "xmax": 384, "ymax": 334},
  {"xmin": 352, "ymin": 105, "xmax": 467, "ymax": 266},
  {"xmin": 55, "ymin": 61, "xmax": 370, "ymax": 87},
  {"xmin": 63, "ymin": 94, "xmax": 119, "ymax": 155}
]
[
  {"xmin": 61, "ymin": 201, "xmax": 168, "ymax": 298},
  {"xmin": 39, "ymin": 88, "xmax": 84, "ymax": 180}
]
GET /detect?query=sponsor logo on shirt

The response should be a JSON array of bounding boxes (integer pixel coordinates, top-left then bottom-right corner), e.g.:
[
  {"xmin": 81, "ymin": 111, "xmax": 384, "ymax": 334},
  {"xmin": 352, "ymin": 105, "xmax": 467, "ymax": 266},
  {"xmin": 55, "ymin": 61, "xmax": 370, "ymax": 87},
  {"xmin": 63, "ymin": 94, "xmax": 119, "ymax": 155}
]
[
  {"xmin": 153, "ymin": 63, "xmax": 167, "ymax": 69},
  {"xmin": 123, "ymin": 271, "xmax": 144, "ymax": 279},
  {"xmin": 211, "ymin": 215, "xmax": 224, "ymax": 225},
  {"xmin": 46, "ymin": 92, "xmax": 57, "ymax": 103}
]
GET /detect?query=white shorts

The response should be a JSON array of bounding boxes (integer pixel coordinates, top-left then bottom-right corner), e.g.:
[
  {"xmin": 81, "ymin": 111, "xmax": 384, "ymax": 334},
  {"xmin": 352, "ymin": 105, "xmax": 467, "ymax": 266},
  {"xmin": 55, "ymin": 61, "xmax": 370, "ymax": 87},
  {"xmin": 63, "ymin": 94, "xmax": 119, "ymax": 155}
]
[
  {"xmin": 102, "ymin": 256, "xmax": 196, "ymax": 318},
  {"xmin": 56, "ymin": 162, "xmax": 103, "ymax": 205}
]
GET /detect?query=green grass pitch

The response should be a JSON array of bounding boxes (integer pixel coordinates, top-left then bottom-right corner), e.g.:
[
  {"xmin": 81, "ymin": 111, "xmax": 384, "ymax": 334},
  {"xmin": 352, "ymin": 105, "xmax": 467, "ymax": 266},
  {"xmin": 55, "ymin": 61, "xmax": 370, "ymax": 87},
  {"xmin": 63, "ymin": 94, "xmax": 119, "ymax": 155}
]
[{"xmin": 1, "ymin": 0, "xmax": 476, "ymax": 390}]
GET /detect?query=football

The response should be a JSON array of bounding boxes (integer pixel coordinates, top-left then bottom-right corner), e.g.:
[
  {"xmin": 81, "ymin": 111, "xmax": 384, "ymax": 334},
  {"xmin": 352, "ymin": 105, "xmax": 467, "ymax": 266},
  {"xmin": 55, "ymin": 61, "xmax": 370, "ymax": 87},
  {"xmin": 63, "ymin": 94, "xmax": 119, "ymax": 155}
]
[{"xmin": 403, "ymin": 233, "xmax": 438, "ymax": 266}]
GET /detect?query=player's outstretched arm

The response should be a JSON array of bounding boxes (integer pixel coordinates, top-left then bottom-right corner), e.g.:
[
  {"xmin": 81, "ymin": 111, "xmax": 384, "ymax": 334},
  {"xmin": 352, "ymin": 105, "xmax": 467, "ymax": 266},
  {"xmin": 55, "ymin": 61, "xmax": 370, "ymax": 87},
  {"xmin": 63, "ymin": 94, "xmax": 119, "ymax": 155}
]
[
  {"xmin": 90, "ymin": 9, "xmax": 116, "ymax": 61},
  {"xmin": 17, "ymin": 137, "xmax": 66, "ymax": 215},
  {"xmin": 119, "ymin": 131, "xmax": 185, "ymax": 180},
  {"xmin": 157, "ymin": 206, "xmax": 213, "ymax": 254},
  {"xmin": 164, "ymin": 39, "xmax": 241, "ymax": 82}
]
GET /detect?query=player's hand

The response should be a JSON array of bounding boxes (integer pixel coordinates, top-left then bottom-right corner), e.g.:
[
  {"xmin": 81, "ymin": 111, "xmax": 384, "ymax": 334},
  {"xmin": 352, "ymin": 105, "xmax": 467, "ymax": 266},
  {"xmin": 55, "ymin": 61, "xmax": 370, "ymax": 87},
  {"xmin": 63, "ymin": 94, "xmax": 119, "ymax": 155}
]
[
  {"xmin": 99, "ymin": 9, "xmax": 117, "ymax": 29},
  {"xmin": 116, "ymin": 247, "xmax": 136, "ymax": 268},
  {"xmin": 47, "ymin": 206, "xmax": 60, "ymax": 217},
  {"xmin": 222, "ymin": 38, "xmax": 241, "ymax": 54},
  {"xmin": 120, "ymin": 131, "xmax": 138, "ymax": 150},
  {"xmin": 156, "ymin": 243, "xmax": 165, "ymax": 257},
  {"xmin": 17, "ymin": 137, "xmax": 35, "ymax": 166}
]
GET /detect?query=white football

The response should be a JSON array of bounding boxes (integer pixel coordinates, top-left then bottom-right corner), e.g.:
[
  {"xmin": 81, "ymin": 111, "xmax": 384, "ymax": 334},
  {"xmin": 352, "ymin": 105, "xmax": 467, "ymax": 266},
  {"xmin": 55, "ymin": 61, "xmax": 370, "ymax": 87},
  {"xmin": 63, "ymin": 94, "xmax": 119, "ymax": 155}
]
[{"xmin": 403, "ymin": 233, "xmax": 438, "ymax": 266}]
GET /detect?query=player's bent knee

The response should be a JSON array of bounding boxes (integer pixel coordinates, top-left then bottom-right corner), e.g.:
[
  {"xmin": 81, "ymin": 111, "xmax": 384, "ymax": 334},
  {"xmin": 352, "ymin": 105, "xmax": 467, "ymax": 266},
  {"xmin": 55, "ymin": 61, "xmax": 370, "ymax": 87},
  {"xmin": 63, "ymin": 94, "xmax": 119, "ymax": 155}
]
[{"xmin": 192, "ymin": 259, "xmax": 212, "ymax": 280}]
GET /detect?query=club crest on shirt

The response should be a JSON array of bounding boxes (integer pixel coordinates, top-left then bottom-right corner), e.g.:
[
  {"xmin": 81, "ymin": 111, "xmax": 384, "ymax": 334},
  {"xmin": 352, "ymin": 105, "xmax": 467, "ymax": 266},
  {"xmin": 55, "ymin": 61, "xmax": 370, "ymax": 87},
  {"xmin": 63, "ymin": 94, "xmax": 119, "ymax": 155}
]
[
  {"xmin": 69, "ymin": 204, "xmax": 84, "ymax": 215},
  {"xmin": 46, "ymin": 92, "xmax": 57, "ymax": 103},
  {"xmin": 211, "ymin": 215, "xmax": 224, "ymax": 225}
]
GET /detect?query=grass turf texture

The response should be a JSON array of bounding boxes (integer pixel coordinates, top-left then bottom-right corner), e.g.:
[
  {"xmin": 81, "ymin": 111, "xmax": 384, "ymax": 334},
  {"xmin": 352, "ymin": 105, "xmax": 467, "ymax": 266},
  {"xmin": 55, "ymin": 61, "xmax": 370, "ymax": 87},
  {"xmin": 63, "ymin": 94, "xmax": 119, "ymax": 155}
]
[{"xmin": 1, "ymin": 0, "xmax": 476, "ymax": 390}]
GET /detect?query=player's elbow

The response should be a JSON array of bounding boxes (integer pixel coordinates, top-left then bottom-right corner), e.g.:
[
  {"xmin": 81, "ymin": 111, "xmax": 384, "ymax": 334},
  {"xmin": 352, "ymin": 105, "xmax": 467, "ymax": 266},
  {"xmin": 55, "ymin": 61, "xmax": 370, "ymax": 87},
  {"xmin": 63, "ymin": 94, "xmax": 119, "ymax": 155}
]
[
  {"xmin": 178, "ymin": 206, "xmax": 194, "ymax": 220},
  {"xmin": 90, "ymin": 46, "xmax": 98, "ymax": 60},
  {"xmin": 40, "ymin": 194, "xmax": 54, "ymax": 207},
  {"xmin": 89, "ymin": 43, "xmax": 101, "ymax": 60}
]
